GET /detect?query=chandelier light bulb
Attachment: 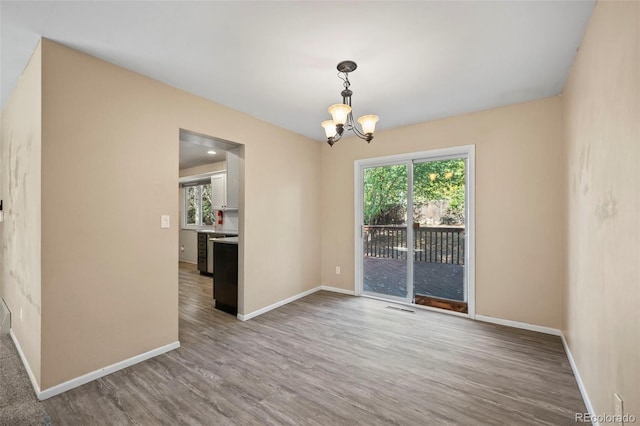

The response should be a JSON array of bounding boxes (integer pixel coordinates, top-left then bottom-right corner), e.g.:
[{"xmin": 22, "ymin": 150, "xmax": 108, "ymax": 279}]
[
  {"xmin": 357, "ymin": 115, "xmax": 379, "ymax": 135},
  {"xmin": 328, "ymin": 104, "xmax": 352, "ymax": 125},
  {"xmin": 321, "ymin": 120, "xmax": 337, "ymax": 138}
]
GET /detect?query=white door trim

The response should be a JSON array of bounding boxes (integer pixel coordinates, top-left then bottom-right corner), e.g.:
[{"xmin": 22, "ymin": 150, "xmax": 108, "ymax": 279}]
[{"xmin": 354, "ymin": 145, "xmax": 476, "ymax": 319}]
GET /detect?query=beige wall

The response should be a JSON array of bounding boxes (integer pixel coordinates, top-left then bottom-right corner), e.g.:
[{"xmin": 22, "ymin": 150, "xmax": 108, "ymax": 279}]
[
  {"xmin": 38, "ymin": 39, "xmax": 321, "ymax": 389},
  {"xmin": 179, "ymin": 160, "xmax": 226, "ymax": 178},
  {"xmin": 562, "ymin": 0, "xmax": 639, "ymax": 418},
  {"xmin": 320, "ymin": 97, "xmax": 566, "ymax": 328},
  {"xmin": 0, "ymin": 42, "xmax": 43, "ymax": 386}
]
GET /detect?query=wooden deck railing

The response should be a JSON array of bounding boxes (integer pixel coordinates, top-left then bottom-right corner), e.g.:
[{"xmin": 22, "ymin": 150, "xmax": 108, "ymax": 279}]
[{"xmin": 364, "ymin": 225, "xmax": 465, "ymax": 265}]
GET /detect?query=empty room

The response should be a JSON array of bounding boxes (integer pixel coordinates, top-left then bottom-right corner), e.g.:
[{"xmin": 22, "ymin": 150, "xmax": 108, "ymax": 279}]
[{"xmin": 0, "ymin": 1, "xmax": 638, "ymax": 425}]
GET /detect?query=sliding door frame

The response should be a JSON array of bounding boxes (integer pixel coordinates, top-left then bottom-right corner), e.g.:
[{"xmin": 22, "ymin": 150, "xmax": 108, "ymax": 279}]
[{"xmin": 354, "ymin": 145, "xmax": 476, "ymax": 319}]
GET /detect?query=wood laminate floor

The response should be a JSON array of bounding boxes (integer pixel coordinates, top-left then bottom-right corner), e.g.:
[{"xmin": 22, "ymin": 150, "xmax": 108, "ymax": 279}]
[{"xmin": 43, "ymin": 262, "xmax": 585, "ymax": 425}]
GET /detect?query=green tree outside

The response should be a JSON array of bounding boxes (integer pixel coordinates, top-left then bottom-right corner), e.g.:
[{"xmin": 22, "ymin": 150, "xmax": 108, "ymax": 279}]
[
  {"xmin": 364, "ymin": 159, "xmax": 465, "ymax": 226},
  {"xmin": 364, "ymin": 164, "xmax": 408, "ymax": 225},
  {"xmin": 186, "ymin": 184, "xmax": 214, "ymax": 226}
]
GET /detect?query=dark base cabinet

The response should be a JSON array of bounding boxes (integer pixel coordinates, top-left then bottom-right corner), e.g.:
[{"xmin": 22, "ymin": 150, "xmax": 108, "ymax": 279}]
[
  {"xmin": 213, "ymin": 242, "xmax": 238, "ymax": 316},
  {"xmin": 197, "ymin": 232, "xmax": 209, "ymax": 274}
]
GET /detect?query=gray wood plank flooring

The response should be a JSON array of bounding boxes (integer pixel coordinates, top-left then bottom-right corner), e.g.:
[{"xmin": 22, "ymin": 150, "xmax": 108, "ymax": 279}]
[{"xmin": 43, "ymin": 262, "xmax": 585, "ymax": 425}]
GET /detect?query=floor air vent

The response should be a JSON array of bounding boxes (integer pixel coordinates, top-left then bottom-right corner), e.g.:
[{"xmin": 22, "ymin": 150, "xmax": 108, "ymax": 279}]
[{"xmin": 385, "ymin": 305, "xmax": 415, "ymax": 314}]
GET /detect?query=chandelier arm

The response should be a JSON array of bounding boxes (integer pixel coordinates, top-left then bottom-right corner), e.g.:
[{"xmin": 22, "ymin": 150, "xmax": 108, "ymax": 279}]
[
  {"xmin": 340, "ymin": 112, "xmax": 367, "ymax": 140},
  {"xmin": 351, "ymin": 123, "xmax": 367, "ymax": 139},
  {"xmin": 344, "ymin": 112, "xmax": 355, "ymax": 130},
  {"xmin": 349, "ymin": 114, "xmax": 369, "ymax": 140}
]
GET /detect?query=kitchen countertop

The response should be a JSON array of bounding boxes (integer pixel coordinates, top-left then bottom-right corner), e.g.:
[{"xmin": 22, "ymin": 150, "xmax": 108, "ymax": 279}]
[
  {"xmin": 197, "ymin": 229, "xmax": 238, "ymax": 236},
  {"xmin": 211, "ymin": 236, "xmax": 238, "ymax": 245}
]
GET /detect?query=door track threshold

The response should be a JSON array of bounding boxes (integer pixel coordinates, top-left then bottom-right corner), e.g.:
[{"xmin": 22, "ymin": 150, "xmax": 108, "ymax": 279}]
[{"xmin": 385, "ymin": 305, "xmax": 415, "ymax": 313}]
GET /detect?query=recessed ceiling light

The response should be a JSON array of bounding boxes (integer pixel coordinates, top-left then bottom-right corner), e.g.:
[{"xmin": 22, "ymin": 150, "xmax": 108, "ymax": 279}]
[{"xmin": 207, "ymin": 150, "xmax": 216, "ymax": 155}]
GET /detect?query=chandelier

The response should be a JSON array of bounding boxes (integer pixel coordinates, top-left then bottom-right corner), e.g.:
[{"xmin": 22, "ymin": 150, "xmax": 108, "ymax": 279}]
[{"xmin": 321, "ymin": 60, "xmax": 379, "ymax": 147}]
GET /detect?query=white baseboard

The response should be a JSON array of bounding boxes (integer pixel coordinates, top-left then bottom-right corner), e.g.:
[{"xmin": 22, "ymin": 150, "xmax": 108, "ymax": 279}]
[
  {"xmin": 37, "ymin": 340, "xmax": 180, "ymax": 400},
  {"xmin": 319, "ymin": 285, "xmax": 356, "ymax": 296},
  {"xmin": 9, "ymin": 331, "xmax": 180, "ymax": 401},
  {"xmin": 238, "ymin": 286, "xmax": 321, "ymax": 321},
  {"xmin": 475, "ymin": 314, "xmax": 562, "ymax": 336},
  {"xmin": 9, "ymin": 328, "xmax": 42, "ymax": 397},
  {"xmin": 561, "ymin": 334, "xmax": 598, "ymax": 425},
  {"xmin": 237, "ymin": 285, "xmax": 355, "ymax": 321},
  {"xmin": 179, "ymin": 259, "xmax": 197, "ymax": 265},
  {"xmin": 473, "ymin": 317, "xmax": 595, "ymax": 424}
]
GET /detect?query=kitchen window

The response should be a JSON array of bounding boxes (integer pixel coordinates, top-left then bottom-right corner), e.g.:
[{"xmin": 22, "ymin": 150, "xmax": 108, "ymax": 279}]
[{"xmin": 182, "ymin": 181, "xmax": 214, "ymax": 228}]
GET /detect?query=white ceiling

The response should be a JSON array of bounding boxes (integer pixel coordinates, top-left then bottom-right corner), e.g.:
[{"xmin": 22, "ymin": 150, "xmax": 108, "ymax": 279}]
[
  {"xmin": 1, "ymin": 1, "xmax": 594, "ymax": 141},
  {"xmin": 179, "ymin": 130, "xmax": 239, "ymax": 170}
]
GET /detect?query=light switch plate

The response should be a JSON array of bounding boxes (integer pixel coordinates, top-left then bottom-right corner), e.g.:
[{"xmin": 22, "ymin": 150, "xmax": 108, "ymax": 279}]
[{"xmin": 161, "ymin": 215, "xmax": 170, "ymax": 229}]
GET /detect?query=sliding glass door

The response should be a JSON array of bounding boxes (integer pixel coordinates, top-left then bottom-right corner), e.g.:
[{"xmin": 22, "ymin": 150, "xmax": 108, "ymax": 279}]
[
  {"xmin": 362, "ymin": 164, "xmax": 410, "ymax": 301},
  {"xmin": 412, "ymin": 159, "xmax": 467, "ymax": 313},
  {"xmin": 357, "ymin": 148, "xmax": 473, "ymax": 314}
]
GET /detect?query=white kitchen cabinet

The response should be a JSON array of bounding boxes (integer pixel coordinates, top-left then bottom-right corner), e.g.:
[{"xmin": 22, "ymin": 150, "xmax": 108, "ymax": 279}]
[
  {"xmin": 210, "ymin": 149, "xmax": 240, "ymax": 211},
  {"xmin": 211, "ymin": 173, "xmax": 227, "ymax": 210},
  {"xmin": 225, "ymin": 148, "xmax": 240, "ymax": 210}
]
